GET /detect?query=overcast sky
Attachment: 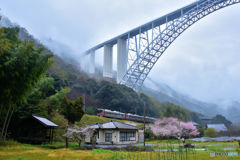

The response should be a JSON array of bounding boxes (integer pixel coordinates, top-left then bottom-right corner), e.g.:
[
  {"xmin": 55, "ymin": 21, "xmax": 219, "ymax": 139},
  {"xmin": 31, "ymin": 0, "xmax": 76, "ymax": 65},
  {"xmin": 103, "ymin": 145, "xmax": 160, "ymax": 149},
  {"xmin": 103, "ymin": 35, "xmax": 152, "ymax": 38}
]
[{"xmin": 1, "ymin": 0, "xmax": 240, "ymax": 106}]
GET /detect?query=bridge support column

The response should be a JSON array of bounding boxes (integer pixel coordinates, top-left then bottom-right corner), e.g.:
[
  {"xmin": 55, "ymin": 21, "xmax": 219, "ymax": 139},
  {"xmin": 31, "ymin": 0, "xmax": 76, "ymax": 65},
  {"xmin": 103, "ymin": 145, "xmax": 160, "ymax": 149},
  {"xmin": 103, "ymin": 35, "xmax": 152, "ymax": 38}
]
[
  {"xmin": 89, "ymin": 50, "xmax": 95, "ymax": 74},
  {"xmin": 117, "ymin": 39, "xmax": 128, "ymax": 83},
  {"xmin": 103, "ymin": 45, "xmax": 113, "ymax": 78}
]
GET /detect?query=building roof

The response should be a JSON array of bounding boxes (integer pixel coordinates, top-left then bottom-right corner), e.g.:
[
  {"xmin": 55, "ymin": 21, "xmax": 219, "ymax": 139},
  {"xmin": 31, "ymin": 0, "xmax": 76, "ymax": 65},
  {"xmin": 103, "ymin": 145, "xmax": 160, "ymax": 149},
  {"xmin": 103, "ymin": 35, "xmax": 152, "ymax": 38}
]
[
  {"xmin": 32, "ymin": 114, "xmax": 58, "ymax": 127},
  {"xmin": 91, "ymin": 121, "xmax": 138, "ymax": 130},
  {"xmin": 207, "ymin": 124, "xmax": 227, "ymax": 132},
  {"xmin": 192, "ymin": 122, "xmax": 200, "ymax": 126},
  {"xmin": 200, "ymin": 116, "xmax": 212, "ymax": 120}
]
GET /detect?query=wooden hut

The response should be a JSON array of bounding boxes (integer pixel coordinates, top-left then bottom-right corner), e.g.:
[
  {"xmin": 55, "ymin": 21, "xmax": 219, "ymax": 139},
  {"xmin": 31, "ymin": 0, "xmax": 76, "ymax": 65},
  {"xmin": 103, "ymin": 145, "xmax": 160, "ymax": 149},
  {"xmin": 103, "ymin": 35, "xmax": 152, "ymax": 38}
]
[{"xmin": 17, "ymin": 114, "xmax": 58, "ymax": 144}]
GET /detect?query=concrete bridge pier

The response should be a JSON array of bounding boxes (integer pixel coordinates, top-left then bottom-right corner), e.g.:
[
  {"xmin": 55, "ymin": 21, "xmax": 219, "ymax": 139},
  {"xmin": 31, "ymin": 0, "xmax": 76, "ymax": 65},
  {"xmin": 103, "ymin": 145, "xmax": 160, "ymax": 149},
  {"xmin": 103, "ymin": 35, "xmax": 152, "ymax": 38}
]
[
  {"xmin": 103, "ymin": 45, "xmax": 113, "ymax": 78},
  {"xmin": 89, "ymin": 50, "xmax": 95, "ymax": 74},
  {"xmin": 117, "ymin": 39, "xmax": 128, "ymax": 83}
]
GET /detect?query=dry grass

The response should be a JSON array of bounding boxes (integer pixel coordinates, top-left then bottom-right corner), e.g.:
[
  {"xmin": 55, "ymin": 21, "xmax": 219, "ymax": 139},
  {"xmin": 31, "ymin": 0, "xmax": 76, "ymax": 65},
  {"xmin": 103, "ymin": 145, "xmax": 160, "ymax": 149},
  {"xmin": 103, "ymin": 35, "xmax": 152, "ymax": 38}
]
[{"xmin": 0, "ymin": 143, "xmax": 109, "ymax": 160}]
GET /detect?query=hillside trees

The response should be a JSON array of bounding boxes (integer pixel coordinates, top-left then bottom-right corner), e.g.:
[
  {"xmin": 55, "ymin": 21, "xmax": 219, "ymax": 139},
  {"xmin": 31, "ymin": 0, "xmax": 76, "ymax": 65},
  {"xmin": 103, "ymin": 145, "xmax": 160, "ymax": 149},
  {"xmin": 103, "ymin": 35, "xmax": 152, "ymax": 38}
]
[
  {"xmin": 162, "ymin": 102, "xmax": 190, "ymax": 121},
  {"xmin": 43, "ymin": 87, "xmax": 70, "ymax": 116},
  {"xmin": 13, "ymin": 77, "xmax": 55, "ymax": 120},
  {"xmin": 12, "ymin": 76, "xmax": 69, "ymax": 121},
  {"xmin": 11, "ymin": 76, "xmax": 70, "ymax": 141},
  {"xmin": 47, "ymin": 52, "xmax": 200, "ymax": 121},
  {"xmin": 95, "ymin": 81, "xmax": 142, "ymax": 113},
  {"xmin": 0, "ymin": 27, "xmax": 53, "ymax": 141},
  {"xmin": 211, "ymin": 114, "xmax": 232, "ymax": 126},
  {"xmin": 94, "ymin": 81, "xmax": 161, "ymax": 117}
]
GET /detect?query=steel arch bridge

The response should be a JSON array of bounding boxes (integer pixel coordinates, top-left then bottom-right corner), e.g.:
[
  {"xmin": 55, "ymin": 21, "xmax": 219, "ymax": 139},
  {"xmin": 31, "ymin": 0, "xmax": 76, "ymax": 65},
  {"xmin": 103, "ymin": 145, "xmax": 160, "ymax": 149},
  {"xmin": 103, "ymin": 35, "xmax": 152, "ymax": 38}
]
[{"xmin": 85, "ymin": 0, "xmax": 240, "ymax": 91}]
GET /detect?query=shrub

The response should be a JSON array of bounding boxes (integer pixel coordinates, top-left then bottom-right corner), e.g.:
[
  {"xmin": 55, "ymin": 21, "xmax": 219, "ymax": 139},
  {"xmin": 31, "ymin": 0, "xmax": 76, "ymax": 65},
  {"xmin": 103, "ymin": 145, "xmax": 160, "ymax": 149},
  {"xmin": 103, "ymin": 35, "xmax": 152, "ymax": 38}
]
[
  {"xmin": 204, "ymin": 128, "xmax": 218, "ymax": 137},
  {"xmin": 51, "ymin": 112, "xmax": 68, "ymax": 142},
  {"xmin": 145, "ymin": 128, "xmax": 155, "ymax": 140}
]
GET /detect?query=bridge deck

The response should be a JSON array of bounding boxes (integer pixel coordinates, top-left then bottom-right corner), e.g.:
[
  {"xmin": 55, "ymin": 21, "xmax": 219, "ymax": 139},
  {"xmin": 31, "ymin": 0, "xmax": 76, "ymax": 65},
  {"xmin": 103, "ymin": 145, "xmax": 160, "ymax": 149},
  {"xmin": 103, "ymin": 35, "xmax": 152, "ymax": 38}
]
[{"xmin": 85, "ymin": 0, "xmax": 209, "ymax": 53}]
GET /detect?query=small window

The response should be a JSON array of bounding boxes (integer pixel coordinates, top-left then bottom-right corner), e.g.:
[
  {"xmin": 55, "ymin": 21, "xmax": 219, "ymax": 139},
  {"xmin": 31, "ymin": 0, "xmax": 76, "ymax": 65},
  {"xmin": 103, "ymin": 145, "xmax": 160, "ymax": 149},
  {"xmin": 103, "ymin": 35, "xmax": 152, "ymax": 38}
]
[
  {"xmin": 120, "ymin": 132, "xmax": 136, "ymax": 142},
  {"xmin": 105, "ymin": 133, "xmax": 112, "ymax": 142}
]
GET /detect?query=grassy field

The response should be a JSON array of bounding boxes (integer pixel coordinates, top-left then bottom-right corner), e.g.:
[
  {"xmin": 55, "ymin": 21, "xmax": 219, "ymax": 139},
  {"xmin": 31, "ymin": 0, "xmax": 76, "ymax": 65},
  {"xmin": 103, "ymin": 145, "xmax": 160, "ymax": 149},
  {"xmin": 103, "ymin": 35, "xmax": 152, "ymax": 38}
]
[
  {"xmin": 147, "ymin": 139, "xmax": 240, "ymax": 148},
  {"xmin": 1, "ymin": 140, "xmax": 240, "ymax": 160},
  {"xmin": 0, "ymin": 141, "xmax": 111, "ymax": 160}
]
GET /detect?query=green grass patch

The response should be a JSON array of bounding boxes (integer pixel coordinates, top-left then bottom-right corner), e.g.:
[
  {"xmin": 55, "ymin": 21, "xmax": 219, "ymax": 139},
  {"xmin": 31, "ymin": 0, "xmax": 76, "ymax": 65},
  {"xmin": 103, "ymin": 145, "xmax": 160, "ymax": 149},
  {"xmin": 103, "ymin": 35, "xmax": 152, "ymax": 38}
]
[
  {"xmin": 39, "ymin": 141, "xmax": 79, "ymax": 149},
  {"xmin": 103, "ymin": 153, "xmax": 126, "ymax": 160},
  {"xmin": 1, "ymin": 140, "xmax": 240, "ymax": 160},
  {"xmin": 92, "ymin": 148, "xmax": 114, "ymax": 155},
  {"xmin": 76, "ymin": 114, "xmax": 143, "ymax": 128},
  {"xmin": 8, "ymin": 157, "xmax": 27, "ymax": 160}
]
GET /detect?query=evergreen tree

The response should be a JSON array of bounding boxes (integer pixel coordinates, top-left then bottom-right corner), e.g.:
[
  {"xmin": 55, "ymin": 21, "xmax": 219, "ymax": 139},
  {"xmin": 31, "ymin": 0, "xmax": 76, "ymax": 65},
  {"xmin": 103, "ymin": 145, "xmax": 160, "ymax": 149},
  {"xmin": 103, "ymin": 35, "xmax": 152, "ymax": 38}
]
[{"xmin": 60, "ymin": 97, "xmax": 85, "ymax": 124}]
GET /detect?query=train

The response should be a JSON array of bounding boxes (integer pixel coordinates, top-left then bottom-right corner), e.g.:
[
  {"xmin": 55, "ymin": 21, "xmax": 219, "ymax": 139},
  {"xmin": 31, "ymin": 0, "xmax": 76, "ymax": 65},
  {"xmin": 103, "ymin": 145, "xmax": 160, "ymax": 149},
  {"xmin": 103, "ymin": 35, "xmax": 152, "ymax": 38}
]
[{"xmin": 96, "ymin": 108, "xmax": 156, "ymax": 123}]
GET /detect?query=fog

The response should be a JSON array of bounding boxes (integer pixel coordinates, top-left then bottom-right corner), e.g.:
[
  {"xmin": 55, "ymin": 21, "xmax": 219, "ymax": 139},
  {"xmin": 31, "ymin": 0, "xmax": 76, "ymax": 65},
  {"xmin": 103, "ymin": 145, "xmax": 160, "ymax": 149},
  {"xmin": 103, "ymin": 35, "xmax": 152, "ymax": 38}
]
[{"xmin": 1, "ymin": 0, "xmax": 240, "ymax": 107}]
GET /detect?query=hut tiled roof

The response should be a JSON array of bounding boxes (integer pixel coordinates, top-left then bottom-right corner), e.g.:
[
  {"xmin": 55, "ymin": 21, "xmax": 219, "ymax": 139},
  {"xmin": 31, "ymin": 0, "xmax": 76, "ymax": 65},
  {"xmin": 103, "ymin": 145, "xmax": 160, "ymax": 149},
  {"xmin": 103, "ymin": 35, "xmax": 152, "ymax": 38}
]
[
  {"xmin": 91, "ymin": 121, "xmax": 138, "ymax": 130},
  {"xmin": 32, "ymin": 114, "xmax": 58, "ymax": 127}
]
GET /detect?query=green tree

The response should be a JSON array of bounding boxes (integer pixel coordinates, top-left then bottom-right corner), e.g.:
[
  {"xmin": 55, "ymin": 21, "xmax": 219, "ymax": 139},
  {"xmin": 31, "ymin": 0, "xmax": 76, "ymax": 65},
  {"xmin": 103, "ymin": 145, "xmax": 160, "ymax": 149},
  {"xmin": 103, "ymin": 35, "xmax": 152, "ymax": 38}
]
[
  {"xmin": 145, "ymin": 128, "xmax": 155, "ymax": 140},
  {"xmin": 11, "ymin": 77, "xmax": 69, "ymax": 141},
  {"xmin": 0, "ymin": 27, "xmax": 53, "ymax": 141},
  {"xmin": 13, "ymin": 77, "xmax": 56, "ymax": 120},
  {"xmin": 197, "ymin": 126, "xmax": 205, "ymax": 137},
  {"xmin": 43, "ymin": 87, "xmax": 70, "ymax": 116},
  {"xmin": 204, "ymin": 128, "xmax": 218, "ymax": 138},
  {"xmin": 211, "ymin": 114, "xmax": 232, "ymax": 126},
  {"xmin": 163, "ymin": 102, "xmax": 190, "ymax": 121},
  {"xmin": 60, "ymin": 97, "xmax": 85, "ymax": 124}
]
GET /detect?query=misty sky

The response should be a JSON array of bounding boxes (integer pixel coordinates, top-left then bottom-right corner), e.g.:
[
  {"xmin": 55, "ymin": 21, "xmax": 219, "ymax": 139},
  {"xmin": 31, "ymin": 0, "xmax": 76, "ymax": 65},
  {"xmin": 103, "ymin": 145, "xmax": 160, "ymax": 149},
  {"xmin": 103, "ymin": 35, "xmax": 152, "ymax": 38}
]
[{"xmin": 1, "ymin": 0, "xmax": 240, "ymax": 106}]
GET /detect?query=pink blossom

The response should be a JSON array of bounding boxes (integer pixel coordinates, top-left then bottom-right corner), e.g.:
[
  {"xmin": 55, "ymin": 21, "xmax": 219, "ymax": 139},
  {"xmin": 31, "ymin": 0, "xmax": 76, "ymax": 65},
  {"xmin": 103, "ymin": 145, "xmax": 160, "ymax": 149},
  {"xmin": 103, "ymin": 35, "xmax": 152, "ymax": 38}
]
[
  {"xmin": 150, "ymin": 117, "xmax": 199, "ymax": 138},
  {"xmin": 180, "ymin": 122, "xmax": 199, "ymax": 137},
  {"xmin": 63, "ymin": 125, "xmax": 95, "ymax": 141}
]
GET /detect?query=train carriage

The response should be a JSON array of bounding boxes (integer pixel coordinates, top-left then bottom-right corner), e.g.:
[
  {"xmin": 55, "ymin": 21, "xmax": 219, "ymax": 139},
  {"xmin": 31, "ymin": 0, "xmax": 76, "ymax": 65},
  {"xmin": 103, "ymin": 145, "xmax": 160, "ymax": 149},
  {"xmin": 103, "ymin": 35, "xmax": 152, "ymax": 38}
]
[{"xmin": 97, "ymin": 109, "xmax": 156, "ymax": 123}]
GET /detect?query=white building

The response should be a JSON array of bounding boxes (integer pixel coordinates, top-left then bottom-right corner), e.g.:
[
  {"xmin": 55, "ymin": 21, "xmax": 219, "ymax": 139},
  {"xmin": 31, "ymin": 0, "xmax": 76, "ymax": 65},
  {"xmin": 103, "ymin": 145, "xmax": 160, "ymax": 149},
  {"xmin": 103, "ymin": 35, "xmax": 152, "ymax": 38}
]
[
  {"xmin": 207, "ymin": 124, "xmax": 228, "ymax": 132},
  {"xmin": 85, "ymin": 121, "xmax": 139, "ymax": 145}
]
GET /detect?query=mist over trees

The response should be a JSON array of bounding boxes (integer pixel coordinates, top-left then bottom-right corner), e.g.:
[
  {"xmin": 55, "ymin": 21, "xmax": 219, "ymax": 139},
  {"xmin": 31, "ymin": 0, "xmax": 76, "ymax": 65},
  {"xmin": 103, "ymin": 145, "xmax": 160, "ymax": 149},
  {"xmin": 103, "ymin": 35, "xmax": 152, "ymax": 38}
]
[
  {"xmin": 0, "ymin": 24, "xmax": 232, "ymax": 144},
  {"xmin": 0, "ymin": 25, "xmax": 200, "ymax": 143}
]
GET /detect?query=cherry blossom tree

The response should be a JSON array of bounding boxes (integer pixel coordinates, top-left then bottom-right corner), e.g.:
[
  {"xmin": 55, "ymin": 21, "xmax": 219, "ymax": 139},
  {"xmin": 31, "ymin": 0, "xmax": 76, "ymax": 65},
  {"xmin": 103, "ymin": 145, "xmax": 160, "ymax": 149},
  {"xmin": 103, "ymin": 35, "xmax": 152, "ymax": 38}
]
[
  {"xmin": 150, "ymin": 117, "xmax": 199, "ymax": 138},
  {"xmin": 180, "ymin": 122, "xmax": 199, "ymax": 137},
  {"xmin": 63, "ymin": 125, "xmax": 95, "ymax": 148}
]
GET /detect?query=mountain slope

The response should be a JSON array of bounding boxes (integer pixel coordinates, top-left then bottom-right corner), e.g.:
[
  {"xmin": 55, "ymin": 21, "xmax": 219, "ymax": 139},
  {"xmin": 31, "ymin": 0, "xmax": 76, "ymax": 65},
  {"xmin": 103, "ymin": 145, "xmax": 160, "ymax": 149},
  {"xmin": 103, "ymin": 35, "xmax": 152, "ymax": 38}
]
[
  {"xmin": 143, "ymin": 78, "xmax": 239, "ymax": 122},
  {"xmin": 143, "ymin": 78, "xmax": 216, "ymax": 115},
  {"xmin": 0, "ymin": 15, "xmax": 202, "ymax": 122}
]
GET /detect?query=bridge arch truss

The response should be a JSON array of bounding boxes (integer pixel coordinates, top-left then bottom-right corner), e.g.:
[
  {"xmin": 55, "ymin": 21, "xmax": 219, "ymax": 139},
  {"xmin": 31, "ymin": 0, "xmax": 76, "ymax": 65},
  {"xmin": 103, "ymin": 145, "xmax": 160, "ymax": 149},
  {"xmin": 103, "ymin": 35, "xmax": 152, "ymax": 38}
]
[
  {"xmin": 121, "ymin": 0, "xmax": 240, "ymax": 91},
  {"xmin": 85, "ymin": 0, "xmax": 240, "ymax": 91}
]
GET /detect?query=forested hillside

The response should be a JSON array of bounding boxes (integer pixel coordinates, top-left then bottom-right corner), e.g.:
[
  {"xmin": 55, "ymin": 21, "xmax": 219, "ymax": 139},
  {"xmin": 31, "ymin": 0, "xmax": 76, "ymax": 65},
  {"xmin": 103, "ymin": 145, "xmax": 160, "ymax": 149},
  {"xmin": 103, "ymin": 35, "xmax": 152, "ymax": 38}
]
[
  {"xmin": 0, "ymin": 15, "xmax": 204, "ymax": 143},
  {"xmin": 47, "ymin": 54, "xmax": 201, "ymax": 122}
]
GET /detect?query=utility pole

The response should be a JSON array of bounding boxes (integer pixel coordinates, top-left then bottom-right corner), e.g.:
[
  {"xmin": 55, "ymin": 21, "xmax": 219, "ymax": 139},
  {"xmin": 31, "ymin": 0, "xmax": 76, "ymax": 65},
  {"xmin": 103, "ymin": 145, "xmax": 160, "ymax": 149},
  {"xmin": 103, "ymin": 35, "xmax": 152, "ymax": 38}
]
[
  {"xmin": 65, "ymin": 123, "xmax": 69, "ymax": 148},
  {"xmin": 138, "ymin": 91, "xmax": 146, "ymax": 147},
  {"xmin": 83, "ymin": 94, "xmax": 86, "ymax": 112},
  {"xmin": 143, "ymin": 101, "xmax": 146, "ymax": 147}
]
